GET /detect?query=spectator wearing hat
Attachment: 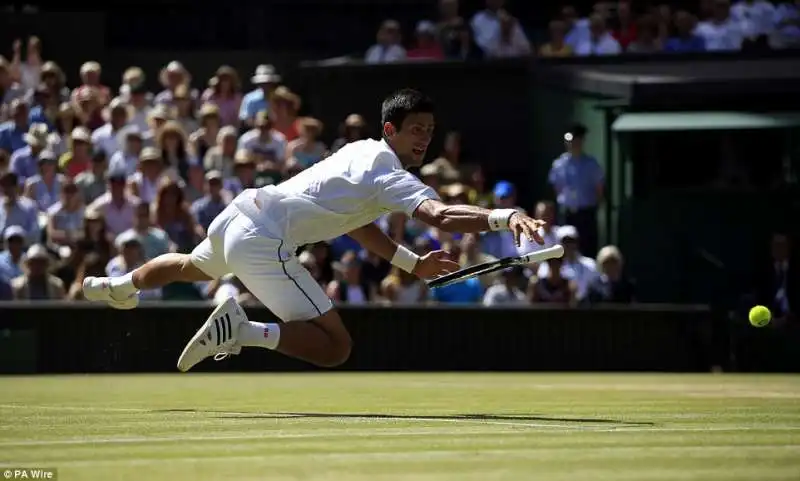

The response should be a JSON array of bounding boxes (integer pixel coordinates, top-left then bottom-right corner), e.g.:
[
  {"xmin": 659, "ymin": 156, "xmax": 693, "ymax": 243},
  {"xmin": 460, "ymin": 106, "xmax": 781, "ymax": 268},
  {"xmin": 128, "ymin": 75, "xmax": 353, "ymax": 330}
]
[
  {"xmin": 27, "ymin": 83, "xmax": 57, "ymax": 130},
  {"xmin": 224, "ymin": 149, "xmax": 258, "ymax": 196},
  {"xmin": 203, "ymin": 126, "xmax": 238, "ymax": 178},
  {"xmin": 485, "ymin": 10, "xmax": 532, "ymax": 57},
  {"xmin": 483, "ymin": 266, "xmax": 528, "ymax": 306},
  {"xmin": 0, "ymin": 172, "xmax": 39, "ymax": 245},
  {"xmin": 173, "ymin": 84, "xmax": 199, "ymax": 136},
  {"xmin": 11, "ymin": 244, "xmax": 65, "ymax": 300},
  {"xmin": 119, "ymin": 66, "xmax": 146, "ymax": 99},
  {"xmin": 59, "ymin": 127, "xmax": 93, "ymax": 178},
  {"xmin": 537, "ymin": 225, "xmax": 599, "ymax": 301},
  {"xmin": 107, "ymin": 230, "xmax": 160, "ymax": 300},
  {"xmin": 154, "ymin": 61, "xmax": 198, "ymax": 108},
  {"xmin": 201, "ymin": 66, "xmax": 242, "ymax": 128},
  {"xmin": 586, "ymin": 245, "xmax": 636, "ymax": 304},
  {"xmin": 188, "ymin": 104, "xmax": 222, "ymax": 162},
  {"xmin": 408, "ymin": 20, "xmax": 446, "ymax": 60},
  {"xmin": 22, "ymin": 149, "xmax": 65, "ymax": 212},
  {"xmin": 0, "ymin": 99, "xmax": 30, "ymax": 155},
  {"xmin": 366, "ymin": 20, "xmax": 407, "ymax": 64},
  {"xmin": 238, "ymin": 111, "xmax": 287, "ymax": 165},
  {"xmin": 286, "ymin": 117, "xmax": 327, "ymax": 168},
  {"xmin": 71, "ymin": 61, "xmax": 110, "ymax": 107},
  {"xmin": 128, "ymin": 147, "xmax": 177, "ymax": 204},
  {"xmin": 45, "ymin": 177, "xmax": 84, "ymax": 252},
  {"xmin": 91, "ymin": 97, "xmax": 129, "ymax": 158},
  {"xmin": 0, "ymin": 225, "xmax": 27, "ymax": 283},
  {"xmin": 330, "ymin": 114, "xmax": 368, "ymax": 153},
  {"xmin": 126, "ymin": 80, "xmax": 153, "ymax": 132},
  {"xmin": 108, "ymin": 125, "xmax": 143, "ymax": 178},
  {"xmin": 529, "ymin": 256, "xmax": 576, "ymax": 305},
  {"xmin": 0, "ymin": 56, "xmax": 26, "ymax": 111},
  {"xmin": 118, "ymin": 201, "xmax": 171, "ymax": 261},
  {"xmin": 239, "ymin": 65, "xmax": 282, "ymax": 128},
  {"xmin": 36, "ymin": 61, "xmax": 71, "ymax": 107},
  {"xmin": 72, "ymin": 86, "xmax": 105, "ymax": 131},
  {"xmin": 270, "ymin": 86, "xmax": 302, "ymax": 142},
  {"xmin": 88, "ymin": 166, "xmax": 140, "ymax": 237},
  {"xmin": 518, "ymin": 200, "xmax": 560, "ymax": 256},
  {"xmin": 145, "ymin": 103, "xmax": 173, "ymax": 146},
  {"xmin": 191, "ymin": 169, "xmax": 229, "ymax": 233},
  {"xmin": 9, "ymin": 122, "xmax": 49, "ymax": 182},
  {"xmin": 548, "ymin": 123, "xmax": 603, "ymax": 257},
  {"xmin": 419, "ymin": 163, "xmax": 443, "ymax": 193}
]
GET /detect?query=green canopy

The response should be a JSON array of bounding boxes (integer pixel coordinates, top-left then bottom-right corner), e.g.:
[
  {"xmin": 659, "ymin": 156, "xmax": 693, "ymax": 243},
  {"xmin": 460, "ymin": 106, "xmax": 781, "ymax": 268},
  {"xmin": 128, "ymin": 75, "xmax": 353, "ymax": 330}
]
[{"xmin": 612, "ymin": 111, "xmax": 800, "ymax": 132}]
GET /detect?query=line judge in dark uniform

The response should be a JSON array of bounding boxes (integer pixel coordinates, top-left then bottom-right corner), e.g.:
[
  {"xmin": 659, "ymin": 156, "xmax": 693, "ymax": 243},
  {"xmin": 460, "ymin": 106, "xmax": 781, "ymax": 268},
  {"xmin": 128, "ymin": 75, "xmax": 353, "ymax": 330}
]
[{"xmin": 547, "ymin": 123, "xmax": 604, "ymax": 256}]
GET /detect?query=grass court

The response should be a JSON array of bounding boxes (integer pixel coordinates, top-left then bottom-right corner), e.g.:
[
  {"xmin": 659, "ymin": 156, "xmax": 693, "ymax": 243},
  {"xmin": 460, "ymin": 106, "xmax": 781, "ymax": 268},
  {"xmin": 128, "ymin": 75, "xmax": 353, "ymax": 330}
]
[{"xmin": 1, "ymin": 373, "xmax": 799, "ymax": 480}]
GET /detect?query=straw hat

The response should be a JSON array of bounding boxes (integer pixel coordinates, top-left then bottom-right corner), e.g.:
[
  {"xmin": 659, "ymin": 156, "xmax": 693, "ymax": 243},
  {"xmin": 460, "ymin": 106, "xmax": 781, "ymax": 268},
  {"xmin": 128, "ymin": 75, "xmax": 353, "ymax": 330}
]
[{"xmin": 23, "ymin": 123, "xmax": 50, "ymax": 148}]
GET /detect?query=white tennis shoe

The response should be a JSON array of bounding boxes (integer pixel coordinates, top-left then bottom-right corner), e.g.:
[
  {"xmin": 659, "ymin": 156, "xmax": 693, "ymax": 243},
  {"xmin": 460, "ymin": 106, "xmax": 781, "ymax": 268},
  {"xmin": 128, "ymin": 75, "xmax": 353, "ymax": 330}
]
[
  {"xmin": 82, "ymin": 276, "xmax": 140, "ymax": 310},
  {"xmin": 176, "ymin": 297, "xmax": 248, "ymax": 372}
]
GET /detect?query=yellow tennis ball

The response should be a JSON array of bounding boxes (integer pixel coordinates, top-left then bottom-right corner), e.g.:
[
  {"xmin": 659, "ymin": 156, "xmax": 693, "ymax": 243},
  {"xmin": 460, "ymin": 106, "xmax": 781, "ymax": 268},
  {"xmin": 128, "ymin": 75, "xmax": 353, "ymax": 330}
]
[{"xmin": 749, "ymin": 305, "xmax": 772, "ymax": 327}]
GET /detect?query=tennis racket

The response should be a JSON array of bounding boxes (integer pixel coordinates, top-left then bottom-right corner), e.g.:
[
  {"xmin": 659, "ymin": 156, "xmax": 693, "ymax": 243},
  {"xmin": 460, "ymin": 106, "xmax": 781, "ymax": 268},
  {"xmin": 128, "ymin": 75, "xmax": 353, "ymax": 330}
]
[{"xmin": 427, "ymin": 244, "xmax": 565, "ymax": 289}]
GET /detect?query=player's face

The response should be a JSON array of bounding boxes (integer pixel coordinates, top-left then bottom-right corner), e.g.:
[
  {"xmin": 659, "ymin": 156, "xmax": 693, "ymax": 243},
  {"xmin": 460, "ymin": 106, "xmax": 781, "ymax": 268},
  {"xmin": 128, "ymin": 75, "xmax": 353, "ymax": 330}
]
[{"xmin": 386, "ymin": 113, "xmax": 435, "ymax": 167}]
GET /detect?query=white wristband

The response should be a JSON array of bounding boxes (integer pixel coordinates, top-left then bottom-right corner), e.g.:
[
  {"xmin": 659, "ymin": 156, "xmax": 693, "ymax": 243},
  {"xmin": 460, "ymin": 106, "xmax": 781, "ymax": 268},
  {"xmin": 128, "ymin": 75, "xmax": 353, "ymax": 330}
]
[
  {"xmin": 391, "ymin": 245, "xmax": 420, "ymax": 274},
  {"xmin": 488, "ymin": 209, "xmax": 517, "ymax": 231}
]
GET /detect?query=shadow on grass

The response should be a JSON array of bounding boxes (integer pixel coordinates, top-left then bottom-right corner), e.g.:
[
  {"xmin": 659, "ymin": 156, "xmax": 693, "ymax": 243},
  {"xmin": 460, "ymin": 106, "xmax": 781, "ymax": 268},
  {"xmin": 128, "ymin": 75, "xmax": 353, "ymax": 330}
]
[{"xmin": 153, "ymin": 409, "xmax": 654, "ymax": 426}]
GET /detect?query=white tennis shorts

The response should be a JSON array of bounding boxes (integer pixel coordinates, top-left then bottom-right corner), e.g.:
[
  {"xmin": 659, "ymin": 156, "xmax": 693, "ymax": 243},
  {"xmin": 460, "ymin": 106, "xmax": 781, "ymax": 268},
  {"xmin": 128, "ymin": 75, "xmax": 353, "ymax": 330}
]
[{"xmin": 189, "ymin": 202, "xmax": 333, "ymax": 322}]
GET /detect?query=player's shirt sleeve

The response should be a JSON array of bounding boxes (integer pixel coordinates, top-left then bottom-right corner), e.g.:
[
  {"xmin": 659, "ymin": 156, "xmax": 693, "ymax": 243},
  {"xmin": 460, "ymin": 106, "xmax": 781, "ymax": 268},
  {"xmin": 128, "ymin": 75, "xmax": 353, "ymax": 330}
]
[{"xmin": 373, "ymin": 155, "xmax": 439, "ymax": 216}]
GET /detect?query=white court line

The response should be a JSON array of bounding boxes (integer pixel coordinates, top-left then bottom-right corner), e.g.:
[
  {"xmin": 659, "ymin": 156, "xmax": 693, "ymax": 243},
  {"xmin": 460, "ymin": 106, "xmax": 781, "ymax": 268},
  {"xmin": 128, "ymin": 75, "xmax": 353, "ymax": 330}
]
[{"xmin": 5, "ymin": 445, "xmax": 800, "ymax": 468}]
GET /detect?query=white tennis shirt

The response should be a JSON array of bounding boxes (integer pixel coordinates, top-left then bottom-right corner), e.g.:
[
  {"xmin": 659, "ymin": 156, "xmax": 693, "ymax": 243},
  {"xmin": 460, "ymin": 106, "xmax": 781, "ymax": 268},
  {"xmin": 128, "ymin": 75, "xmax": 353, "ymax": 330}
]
[{"xmin": 233, "ymin": 139, "xmax": 438, "ymax": 247}]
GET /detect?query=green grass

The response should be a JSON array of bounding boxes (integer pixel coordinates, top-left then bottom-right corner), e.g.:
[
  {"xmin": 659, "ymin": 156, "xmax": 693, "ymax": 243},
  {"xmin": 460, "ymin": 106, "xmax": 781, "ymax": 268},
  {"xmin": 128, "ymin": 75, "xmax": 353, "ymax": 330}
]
[{"xmin": 1, "ymin": 373, "xmax": 799, "ymax": 480}]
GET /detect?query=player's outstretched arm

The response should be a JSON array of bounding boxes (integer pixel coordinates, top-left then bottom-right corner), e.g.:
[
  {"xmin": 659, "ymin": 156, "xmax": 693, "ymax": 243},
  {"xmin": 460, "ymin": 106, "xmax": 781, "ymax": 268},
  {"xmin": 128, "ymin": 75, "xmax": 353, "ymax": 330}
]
[
  {"xmin": 413, "ymin": 199, "xmax": 546, "ymax": 247},
  {"xmin": 347, "ymin": 223, "xmax": 459, "ymax": 279}
]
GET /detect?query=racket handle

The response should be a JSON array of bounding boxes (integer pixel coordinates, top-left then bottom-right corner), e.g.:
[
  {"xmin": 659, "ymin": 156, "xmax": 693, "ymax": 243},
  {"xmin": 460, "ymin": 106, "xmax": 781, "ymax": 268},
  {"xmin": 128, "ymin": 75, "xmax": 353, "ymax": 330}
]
[{"xmin": 519, "ymin": 244, "xmax": 565, "ymax": 264}]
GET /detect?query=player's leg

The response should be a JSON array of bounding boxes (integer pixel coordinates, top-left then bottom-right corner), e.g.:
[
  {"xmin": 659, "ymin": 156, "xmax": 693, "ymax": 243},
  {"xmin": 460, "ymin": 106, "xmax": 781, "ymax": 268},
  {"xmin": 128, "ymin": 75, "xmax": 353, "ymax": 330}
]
[
  {"xmin": 83, "ymin": 206, "xmax": 236, "ymax": 309},
  {"xmin": 177, "ymin": 231, "xmax": 352, "ymax": 371}
]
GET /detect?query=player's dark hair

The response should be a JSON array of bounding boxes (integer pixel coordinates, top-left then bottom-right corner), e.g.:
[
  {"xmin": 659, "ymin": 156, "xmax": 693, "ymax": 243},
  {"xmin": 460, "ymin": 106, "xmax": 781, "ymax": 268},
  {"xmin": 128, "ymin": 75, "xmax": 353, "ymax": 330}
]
[{"xmin": 381, "ymin": 89, "xmax": 435, "ymax": 134}]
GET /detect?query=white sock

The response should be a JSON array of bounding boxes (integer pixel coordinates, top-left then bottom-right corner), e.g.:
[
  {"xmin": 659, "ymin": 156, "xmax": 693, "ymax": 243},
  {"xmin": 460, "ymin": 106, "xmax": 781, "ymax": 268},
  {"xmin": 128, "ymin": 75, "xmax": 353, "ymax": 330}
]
[
  {"xmin": 109, "ymin": 272, "xmax": 138, "ymax": 296},
  {"xmin": 237, "ymin": 321, "xmax": 281, "ymax": 350}
]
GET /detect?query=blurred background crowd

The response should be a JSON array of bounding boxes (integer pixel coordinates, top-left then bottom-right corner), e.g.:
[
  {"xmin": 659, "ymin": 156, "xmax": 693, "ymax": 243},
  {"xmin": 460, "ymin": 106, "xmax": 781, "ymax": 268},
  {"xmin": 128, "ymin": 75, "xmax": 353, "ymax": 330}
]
[{"xmin": 0, "ymin": 0, "xmax": 796, "ymax": 311}]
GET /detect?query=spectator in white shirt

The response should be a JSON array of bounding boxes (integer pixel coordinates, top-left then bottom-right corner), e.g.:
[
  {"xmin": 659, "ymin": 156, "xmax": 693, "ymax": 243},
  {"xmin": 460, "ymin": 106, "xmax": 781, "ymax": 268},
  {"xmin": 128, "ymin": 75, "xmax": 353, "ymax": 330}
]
[
  {"xmin": 562, "ymin": 4, "xmax": 591, "ymax": 49},
  {"xmin": 237, "ymin": 112, "xmax": 288, "ymax": 166},
  {"xmin": 731, "ymin": 0, "xmax": 777, "ymax": 41},
  {"xmin": 485, "ymin": 10, "xmax": 532, "ymax": 57},
  {"xmin": 471, "ymin": 0, "xmax": 515, "ymax": 52},
  {"xmin": 536, "ymin": 225, "xmax": 599, "ymax": 301},
  {"xmin": 695, "ymin": 0, "xmax": 744, "ymax": 50},
  {"xmin": 575, "ymin": 13, "xmax": 623, "ymax": 55},
  {"xmin": 365, "ymin": 20, "xmax": 407, "ymax": 64},
  {"xmin": 91, "ymin": 97, "xmax": 129, "ymax": 158}
]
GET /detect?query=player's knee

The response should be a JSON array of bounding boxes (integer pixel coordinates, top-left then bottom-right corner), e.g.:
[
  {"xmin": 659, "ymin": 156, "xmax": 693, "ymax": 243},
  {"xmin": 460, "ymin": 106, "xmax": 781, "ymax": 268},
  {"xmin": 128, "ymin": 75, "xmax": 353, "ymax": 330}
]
[{"xmin": 312, "ymin": 310, "xmax": 352, "ymax": 367}]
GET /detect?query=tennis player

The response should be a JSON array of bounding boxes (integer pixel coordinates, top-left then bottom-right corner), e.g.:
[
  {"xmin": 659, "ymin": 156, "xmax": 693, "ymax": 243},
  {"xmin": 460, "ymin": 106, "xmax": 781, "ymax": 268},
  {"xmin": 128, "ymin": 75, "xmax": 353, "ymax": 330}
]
[{"xmin": 83, "ymin": 89, "xmax": 546, "ymax": 371}]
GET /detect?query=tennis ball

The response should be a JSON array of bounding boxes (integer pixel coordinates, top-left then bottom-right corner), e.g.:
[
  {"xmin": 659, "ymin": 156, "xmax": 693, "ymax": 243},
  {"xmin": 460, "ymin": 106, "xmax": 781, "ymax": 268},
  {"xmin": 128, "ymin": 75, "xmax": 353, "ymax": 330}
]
[{"xmin": 748, "ymin": 305, "xmax": 771, "ymax": 327}]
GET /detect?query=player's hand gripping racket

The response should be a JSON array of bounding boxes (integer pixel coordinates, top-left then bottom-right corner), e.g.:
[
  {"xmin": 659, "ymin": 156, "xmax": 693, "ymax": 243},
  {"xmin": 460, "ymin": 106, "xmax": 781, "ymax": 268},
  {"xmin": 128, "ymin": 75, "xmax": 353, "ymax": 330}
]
[{"xmin": 426, "ymin": 244, "xmax": 565, "ymax": 289}]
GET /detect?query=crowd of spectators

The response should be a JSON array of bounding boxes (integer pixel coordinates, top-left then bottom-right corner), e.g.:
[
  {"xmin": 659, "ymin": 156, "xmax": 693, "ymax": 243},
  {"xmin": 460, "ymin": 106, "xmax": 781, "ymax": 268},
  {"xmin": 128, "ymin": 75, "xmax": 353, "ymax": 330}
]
[
  {"xmin": 364, "ymin": 0, "xmax": 800, "ymax": 62},
  {"xmin": 0, "ymin": 33, "xmax": 641, "ymax": 306}
]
